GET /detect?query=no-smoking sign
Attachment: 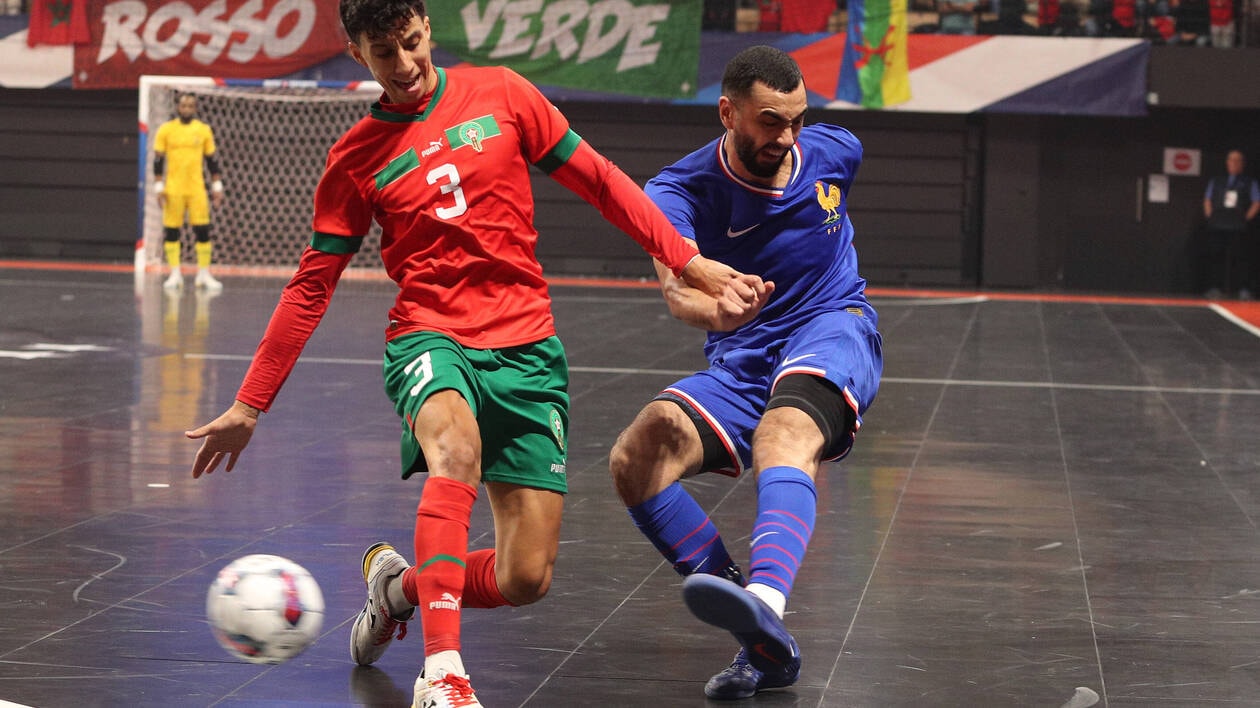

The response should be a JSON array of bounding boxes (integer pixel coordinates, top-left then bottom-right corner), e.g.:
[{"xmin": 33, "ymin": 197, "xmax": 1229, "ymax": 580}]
[{"xmin": 1163, "ymin": 147, "xmax": 1201, "ymax": 176}]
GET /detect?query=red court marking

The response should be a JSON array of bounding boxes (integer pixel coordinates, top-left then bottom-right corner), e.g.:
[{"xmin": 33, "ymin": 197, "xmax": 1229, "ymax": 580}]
[
  {"xmin": 1215, "ymin": 301, "xmax": 1260, "ymax": 330},
  {"xmin": 0, "ymin": 260, "xmax": 134, "ymax": 273},
  {"xmin": 0, "ymin": 259, "xmax": 1242, "ymax": 311},
  {"xmin": 864, "ymin": 286, "xmax": 1210, "ymax": 308}
]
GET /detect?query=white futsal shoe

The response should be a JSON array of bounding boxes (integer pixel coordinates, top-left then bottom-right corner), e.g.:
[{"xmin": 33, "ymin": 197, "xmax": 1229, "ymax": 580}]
[
  {"xmin": 350, "ymin": 542, "xmax": 413, "ymax": 666},
  {"xmin": 413, "ymin": 668, "xmax": 483, "ymax": 708},
  {"xmin": 163, "ymin": 269, "xmax": 184, "ymax": 291},
  {"xmin": 194, "ymin": 269, "xmax": 223, "ymax": 293}
]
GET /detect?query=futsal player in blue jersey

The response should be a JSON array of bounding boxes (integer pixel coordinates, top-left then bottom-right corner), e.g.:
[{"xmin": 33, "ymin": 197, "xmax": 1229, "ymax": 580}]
[{"xmin": 609, "ymin": 45, "xmax": 883, "ymax": 700}]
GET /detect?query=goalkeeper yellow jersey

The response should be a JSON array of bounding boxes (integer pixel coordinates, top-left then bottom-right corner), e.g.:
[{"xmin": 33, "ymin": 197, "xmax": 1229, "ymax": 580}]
[{"xmin": 154, "ymin": 118, "xmax": 216, "ymax": 195}]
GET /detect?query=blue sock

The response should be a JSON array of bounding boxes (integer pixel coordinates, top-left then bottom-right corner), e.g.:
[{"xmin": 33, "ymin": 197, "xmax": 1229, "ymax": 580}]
[
  {"xmin": 748, "ymin": 466, "xmax": 817, "ymax": 599},
  {"xmin": 627, "ymin": 482, "xmax": 737, "ymax": 578}
]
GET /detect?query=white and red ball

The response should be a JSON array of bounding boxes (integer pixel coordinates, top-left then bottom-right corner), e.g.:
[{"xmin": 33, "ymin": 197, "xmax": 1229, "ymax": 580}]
[{"xmin": 206, "ymin": 554, "xmax": 325, "ymax": 664}]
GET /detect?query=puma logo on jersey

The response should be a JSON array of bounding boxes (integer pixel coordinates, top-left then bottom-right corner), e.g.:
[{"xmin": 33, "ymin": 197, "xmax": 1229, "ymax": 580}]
[{"xmin": 421, "ymin": 139, "xmax": 444, "ymax": 157}]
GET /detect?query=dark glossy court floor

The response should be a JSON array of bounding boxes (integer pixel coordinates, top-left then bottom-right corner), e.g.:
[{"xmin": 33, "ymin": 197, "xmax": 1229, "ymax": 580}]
[{"xmin": 4, "ymin": 265, "xmax": 1260, "ymax": 707}]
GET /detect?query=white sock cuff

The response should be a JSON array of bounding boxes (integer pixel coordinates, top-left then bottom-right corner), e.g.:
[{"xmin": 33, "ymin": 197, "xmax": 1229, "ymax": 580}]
[
  {"xmin": 746, "ymin": 582, "xmax": 787, "ymax": 619},
  {"xmin": 424, "ymin": 649, "xmax": 466, "ymax": 679}
]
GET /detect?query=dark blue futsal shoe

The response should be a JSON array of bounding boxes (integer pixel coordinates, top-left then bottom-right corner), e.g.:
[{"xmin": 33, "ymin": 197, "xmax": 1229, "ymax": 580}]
[
  {"xmin": 704, "ymin": 647, "xmax": 799, "ymax": 700},
  {"xmin": 682, "ymin": 574, "xmax": 801, "ymax": 678}
]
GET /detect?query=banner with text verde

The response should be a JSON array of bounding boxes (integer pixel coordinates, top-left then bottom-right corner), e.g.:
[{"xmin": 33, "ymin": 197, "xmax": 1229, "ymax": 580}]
[
  {"xmin": 73, "ymin": 0, "xmax": 347, "ymax": 88},
  {"xmin": 427, "ymin": 0, "xmax": 701, "ymax": 99}
]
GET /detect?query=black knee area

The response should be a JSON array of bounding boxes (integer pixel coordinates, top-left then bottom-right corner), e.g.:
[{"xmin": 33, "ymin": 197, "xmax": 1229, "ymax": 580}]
[
  {"xmin": 656, "ymin": 392, "xmax": 735, "ymax": 472},
  {"xmin": 766, "ymin": 374, "xmax": 856, "ymax": 459},
  {"xmin": 192, "ymin": 225, "xmax": 211, "ymax": 243},
  {"xmin": 163, "ymin": 227, "xmax": 181, "ymax": 243}
]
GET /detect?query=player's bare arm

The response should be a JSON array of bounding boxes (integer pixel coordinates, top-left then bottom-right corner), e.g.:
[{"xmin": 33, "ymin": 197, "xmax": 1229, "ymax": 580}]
[
  {"xmin": 655, "ymin": 258, "xmax": 774, "ymax": 332},
  {"xmin": 678, "ymin": 252, "xmax": 748, "ymax": 299},
  {"xmin": 185, "ymin": 400, "xmax": 260, "ymax": 478}
]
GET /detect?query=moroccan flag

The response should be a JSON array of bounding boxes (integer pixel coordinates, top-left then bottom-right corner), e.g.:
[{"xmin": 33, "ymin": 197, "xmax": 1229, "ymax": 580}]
[
  {"xmin": 837, "ymin": 0, "xmax": 910, "ymax": 109},
  {"xmin": 27, "ymin": 0, "xmax": 89, "ymax": 48}
]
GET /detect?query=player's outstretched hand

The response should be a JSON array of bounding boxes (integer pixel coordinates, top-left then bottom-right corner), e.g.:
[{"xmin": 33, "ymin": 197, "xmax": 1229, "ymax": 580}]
[
  {"xmin": 713, "ymin": 274, "xmax": 775, "ymax": 331},
  {"xmin": 679, "ymin": 254, "xmax": 757, "ymax": 299},
  {"xmin": 185, "ymin": 400, "xmax": 259, "ymax": 478}
]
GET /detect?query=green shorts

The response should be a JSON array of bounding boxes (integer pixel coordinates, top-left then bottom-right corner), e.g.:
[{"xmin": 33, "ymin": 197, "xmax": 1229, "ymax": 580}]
[{"xmin": 383, "ymin": 332, "xmax": 569, "ymax": 494}]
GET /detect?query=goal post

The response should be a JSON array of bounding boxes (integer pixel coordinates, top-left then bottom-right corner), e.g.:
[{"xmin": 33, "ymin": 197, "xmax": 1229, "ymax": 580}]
[{"xmin": 136, "ymin": 75, "xmax": 384, "ymax": 278}]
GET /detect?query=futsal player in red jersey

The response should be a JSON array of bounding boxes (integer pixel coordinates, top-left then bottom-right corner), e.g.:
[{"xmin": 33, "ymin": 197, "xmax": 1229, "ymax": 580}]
[{"xmin": 183, "ymin": 1, "xmax": 765, "ymax": 706}]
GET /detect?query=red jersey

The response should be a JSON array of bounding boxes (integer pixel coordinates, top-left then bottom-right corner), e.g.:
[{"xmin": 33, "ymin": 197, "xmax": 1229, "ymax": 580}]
[
  {"xmin": 235, "ymin": 65, "xmax": 696, "ymax": 411},
  {"xmin": 314, "ymin": 65, "xmax": 570, "ymax": 348}
]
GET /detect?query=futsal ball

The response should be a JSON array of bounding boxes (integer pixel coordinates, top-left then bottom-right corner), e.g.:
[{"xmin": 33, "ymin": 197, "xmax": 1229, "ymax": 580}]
[{"xmin": 206, "ymin": 554, "xmax": 325, "ymax": 664}]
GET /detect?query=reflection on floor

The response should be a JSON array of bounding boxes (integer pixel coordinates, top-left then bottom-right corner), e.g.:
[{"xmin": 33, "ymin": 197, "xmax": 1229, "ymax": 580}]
[{"xmin": 3, "ymin": 266, "xmax": 1260, "ymax": 707}]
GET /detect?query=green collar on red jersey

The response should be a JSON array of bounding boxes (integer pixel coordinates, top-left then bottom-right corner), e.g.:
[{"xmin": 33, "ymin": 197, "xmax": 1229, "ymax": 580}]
[{"xmin": 370, "ymin": 68, "xmax": 449, "ymax": 123}]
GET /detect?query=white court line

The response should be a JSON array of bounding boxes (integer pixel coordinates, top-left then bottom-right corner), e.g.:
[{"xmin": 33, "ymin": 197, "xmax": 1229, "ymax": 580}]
[
  {"xmin": 882, "ymin": 376, "xmax": 1260, "ymax": 396},
  {"xmin": 190, "ymin": 353, "xmax": 381, "ymax": 365},
  {"xmin": 185, "ymin": 354, "xmax": 1260, "ymax": 396},
  {"xmin": 1210, "ymin": 303, "xmax": 1260, "ymax": 338}
]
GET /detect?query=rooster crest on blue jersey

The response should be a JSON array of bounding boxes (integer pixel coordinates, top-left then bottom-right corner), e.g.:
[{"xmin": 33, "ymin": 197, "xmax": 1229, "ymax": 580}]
[{"xmin": 814, "ymin": 181, "xmax": 842, "ymax": 224}]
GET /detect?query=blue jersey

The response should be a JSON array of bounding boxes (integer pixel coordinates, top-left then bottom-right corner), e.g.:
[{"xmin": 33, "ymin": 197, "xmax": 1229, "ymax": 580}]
[{"xmin": 646, "ymin": 123, "xmax": 875, "ymax": 363}]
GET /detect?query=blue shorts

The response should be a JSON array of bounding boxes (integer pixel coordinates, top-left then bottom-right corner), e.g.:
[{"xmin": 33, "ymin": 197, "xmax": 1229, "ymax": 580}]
[{"xmin": 660, "ymin": 308, "xmax": 882, "ymax": 476}]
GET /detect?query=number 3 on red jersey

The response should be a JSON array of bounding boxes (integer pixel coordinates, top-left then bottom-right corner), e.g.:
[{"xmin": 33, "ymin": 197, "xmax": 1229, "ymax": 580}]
[{"xmin": 427, "ymin": 164, "xmax": 466, "ymax": 220}]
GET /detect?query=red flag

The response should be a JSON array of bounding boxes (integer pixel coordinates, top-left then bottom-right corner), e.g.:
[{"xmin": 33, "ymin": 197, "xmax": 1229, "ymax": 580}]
[
  {"xmin": 27, "ymin": 0, "xmax": 89, "ymax": 47},
  {"xmin": 779, "ymin": 0, "xmax": 835, "ymax": 32}
]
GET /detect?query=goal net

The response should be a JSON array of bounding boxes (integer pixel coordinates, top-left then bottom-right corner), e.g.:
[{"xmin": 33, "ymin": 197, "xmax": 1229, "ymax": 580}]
[{"xmin": 137, "ymin": 75, "xmax": 384, "ymax": 277}]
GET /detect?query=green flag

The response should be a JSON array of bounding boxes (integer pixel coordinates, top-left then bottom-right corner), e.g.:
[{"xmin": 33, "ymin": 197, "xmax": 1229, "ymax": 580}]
[{"xmin": 427, "ymin": 0, "xmax": 701, "ymax": 99}]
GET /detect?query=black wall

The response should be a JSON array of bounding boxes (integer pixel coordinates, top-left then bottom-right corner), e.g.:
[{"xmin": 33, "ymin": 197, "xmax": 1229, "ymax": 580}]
[
  {"xmin": 0, "ymin": 89, "xmax": 137, "ymax": 260},
  {"xmin": 539, "ymin": 103, "xmax": 978, "ymax": 285},
  {"xmin": 1, "ymin": 45, "xmax": 1258, "ymax": 295},
  {"xmin": 982, "ymin": 107, "xmax": 1260, "ymax": 294}
]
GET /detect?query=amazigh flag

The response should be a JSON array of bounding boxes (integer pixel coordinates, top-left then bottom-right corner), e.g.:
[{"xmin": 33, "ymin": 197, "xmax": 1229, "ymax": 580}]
[
  {"xmin": 26, "ymin": 0, "xmax": 89, "ymax": 48},
  {"xmin": 837, "ymin": 0, "xmax": 910, "ymax": 108}
]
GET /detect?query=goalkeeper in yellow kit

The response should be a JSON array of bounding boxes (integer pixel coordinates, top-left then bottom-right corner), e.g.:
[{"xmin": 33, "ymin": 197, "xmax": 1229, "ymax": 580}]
[{"xmin": 154, "ymin": 93, "xmax": 225, "ymax": 293}]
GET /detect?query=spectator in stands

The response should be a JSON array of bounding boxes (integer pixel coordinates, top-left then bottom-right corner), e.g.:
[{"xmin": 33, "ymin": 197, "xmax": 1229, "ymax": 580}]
[
  {"xmin": 986, "ymin": 0, "xmax": 1038, "ymax": 33},
  {"xmin": 1171, "ymin": 0, "xmax": 1212, "ymax": 43},
  {"xmin": 1148, "ymin": 0, "xmax": 1178, "ymax": 42},
  {"xmin": 1046, "ymin": 0, "xmax": 1091, "ymax": 34},
  {"xmin": 1097, "ymin": 0, "xmax": 1140, "ymax": 35},
  {"xmin": 937, "ymin": 0, "xmax": 979, "ymax": 32},
  {"xmin": 1207, "ymin": 0, "xmax": 1236, "ymax": 46},
  {"xmin": 1038, "ymin": 0, "xmax": 1061, "ymax": 30},
  {"xmin": 1200, "ymin": 150, "xmax": 1260, "ymax": 299},
  {"xmin": 1249, "ymin": 0, "xmax": 1260, "ymax": 46}
]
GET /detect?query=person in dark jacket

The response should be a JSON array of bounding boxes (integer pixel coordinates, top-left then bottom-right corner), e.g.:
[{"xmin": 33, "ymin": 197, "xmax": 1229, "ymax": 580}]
[{"xmin": 1201, "ymin": 150, "xmax": 1260, "ymax": 299}]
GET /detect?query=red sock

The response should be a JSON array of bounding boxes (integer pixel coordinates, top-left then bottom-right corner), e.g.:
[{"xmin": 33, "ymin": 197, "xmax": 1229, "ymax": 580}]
[
  {"xmin": 401, "ymin": 476, "xmax": 477, "ymax": 655},
  {"xmin": 462, "ymin": 549, "xmax": 513, "ymax": 608}
]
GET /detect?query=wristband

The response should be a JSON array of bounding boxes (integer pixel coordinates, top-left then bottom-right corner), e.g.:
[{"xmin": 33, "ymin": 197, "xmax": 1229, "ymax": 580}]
[
  {"xmin": 211, "ymin": 180, "xmax": 224, "ymax": 194},
  {"xmin": 153, "ymin": 180, "xmax": 164, "ymax": 194}
]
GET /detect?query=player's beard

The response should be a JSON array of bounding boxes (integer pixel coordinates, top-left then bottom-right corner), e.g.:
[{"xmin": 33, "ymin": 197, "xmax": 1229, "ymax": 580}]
[{"xmin": 733, "ymin": 132, "xmax": 787, "ymax": 179}]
